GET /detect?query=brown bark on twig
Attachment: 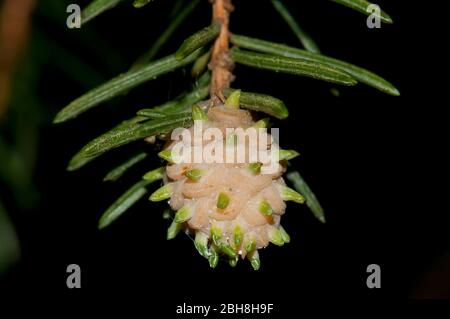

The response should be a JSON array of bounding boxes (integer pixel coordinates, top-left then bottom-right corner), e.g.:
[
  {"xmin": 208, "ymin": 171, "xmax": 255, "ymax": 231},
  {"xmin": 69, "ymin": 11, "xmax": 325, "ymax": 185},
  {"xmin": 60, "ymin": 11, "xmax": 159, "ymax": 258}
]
[
  {"xmin": 209, "ymin": 0, "xmax": 234, "ymax": 103},
  {"xmin": 0, "ymin": 0, "xmax": 36, "ymax": 119}
]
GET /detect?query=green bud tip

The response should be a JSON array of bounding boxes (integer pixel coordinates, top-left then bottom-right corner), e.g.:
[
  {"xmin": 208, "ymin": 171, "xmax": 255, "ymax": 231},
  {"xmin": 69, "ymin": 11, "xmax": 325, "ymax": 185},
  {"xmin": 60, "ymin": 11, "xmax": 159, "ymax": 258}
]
[
  {"xmin": 245, "ymin": 239, "xmax": 256, "ymax": 253},
  {"xmin": 174, "ymin": 206, "xmax": 193, "ymax": 223},
  {"xmin": 233, "ymin": 225, "xmax": 243, "ymax": 248},
  {"xmin": 279, "ymin": 226, "xmax": 291, "ymax": 244},
  {"xmin": 226, "ymin": 89, "xmax": 241, "ymax": 108},
  {"xmin": 149, "ymin": 184, "xmax": 173, "ymax": 202},
  {"xmin": 229, "ymin": 257, "xmax": 238, "ymax": 267},
  {"xmin": 192, "ymin": 104, "xmax": 208, "ymax": 121},
  {"xmin": 217, "ymin": 192, "xmax": 230, "ymax": 209},
  {"xmin": 143, "ymin": 167, "xmax": 165, "ymax": 181},
  {"xmin": 220, "ymin": 244, "xmax": 237, "ymax": 258},
  {"xmin": 167, "ymin": 220, "xmax": 182, "ymax": 240},
  {"xmin": 158, "ymin": 149, "xmax": 174, "ymax": 163},
  {"xmin": 194, "ymin": 232, "xmax": 209, "ymax": 258},
  {"xmin": 211, "ymin": 226, "xmax": 222, "ymax": 246},
  {"xmin": 277, "ymin": 149, "xmax": 300, "ymax": 161},
  {"xmin": 259, "ymin": 200, "xmax": 273, "ymax": 216},
  {"xmin": 253, "ymin": 118, "xmax": 270, "ymax": 129},
  {"xmin": 248, "ymin": 162, "xmax": 262, "ymax": 175},
  {"xmin": 208, "ymin": 246, "xmax": 219, "ymax": 268},
  {"xmin": 281, "ymin": 186, "xmax": 305, "ymax": 204},
  {"xmin": 185, "ymin": 169, "xmax": 203, "ymax": 181},
  {"xmin": 248, "ymin": 250, "xmax": 261, "ymax": 271},
  {"xmin": 268, "ymin": 227, "xmax": 284, "ymax": 246}
]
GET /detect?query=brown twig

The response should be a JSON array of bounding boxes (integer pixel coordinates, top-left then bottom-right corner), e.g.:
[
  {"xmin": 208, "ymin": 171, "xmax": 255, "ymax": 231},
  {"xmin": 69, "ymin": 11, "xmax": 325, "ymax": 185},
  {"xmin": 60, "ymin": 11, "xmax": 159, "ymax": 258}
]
[
  {"xmin": 0, "ymin": 0, "xmax": 36, "ymax": 119},
  {"xmin": 209, "ymin": 0, "xmax": 234, "ymax": 103}
]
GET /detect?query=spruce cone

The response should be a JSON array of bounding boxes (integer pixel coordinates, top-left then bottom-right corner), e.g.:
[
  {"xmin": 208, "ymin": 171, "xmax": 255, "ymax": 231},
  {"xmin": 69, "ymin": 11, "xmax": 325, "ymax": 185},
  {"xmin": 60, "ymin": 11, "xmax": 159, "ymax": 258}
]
[{"xmin": 150, "ymin": 92, "xmax": 305, "ymax": 269}]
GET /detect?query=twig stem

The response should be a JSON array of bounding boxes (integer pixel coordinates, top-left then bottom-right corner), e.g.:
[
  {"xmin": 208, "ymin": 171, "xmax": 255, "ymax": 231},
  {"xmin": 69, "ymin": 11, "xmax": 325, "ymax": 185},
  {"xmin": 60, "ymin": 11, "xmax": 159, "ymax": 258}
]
[{"xmin": 210, "ymin": 0, "xmax": 234, "ymax": 102}]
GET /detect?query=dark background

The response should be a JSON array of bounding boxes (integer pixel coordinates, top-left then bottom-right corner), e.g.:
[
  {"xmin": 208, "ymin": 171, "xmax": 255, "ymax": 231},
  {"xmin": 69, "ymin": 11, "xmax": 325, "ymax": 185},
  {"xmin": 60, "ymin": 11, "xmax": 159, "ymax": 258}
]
[{"xmin": 0, "ymin": 0, "xmax": 447, "ymax": 308}]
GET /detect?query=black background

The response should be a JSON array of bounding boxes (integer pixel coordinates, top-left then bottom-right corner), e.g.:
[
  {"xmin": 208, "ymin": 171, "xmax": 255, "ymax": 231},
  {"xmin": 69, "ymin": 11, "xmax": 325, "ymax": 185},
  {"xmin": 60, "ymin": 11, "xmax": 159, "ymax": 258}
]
[{"xmin": 1, "ymin": 0, "xmax": 448, "ymax": 309}]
